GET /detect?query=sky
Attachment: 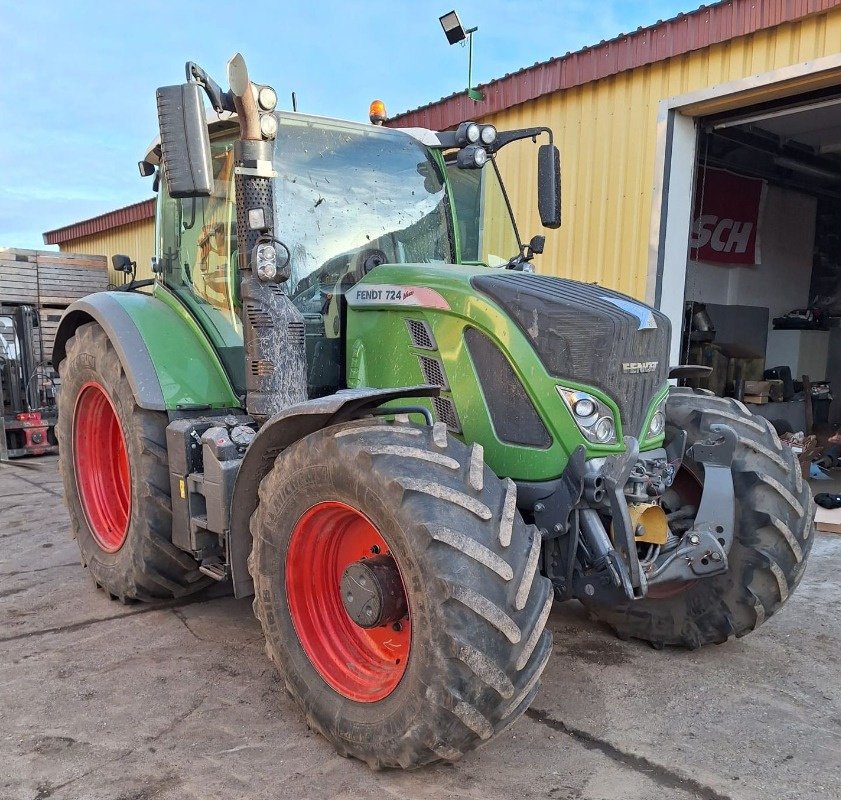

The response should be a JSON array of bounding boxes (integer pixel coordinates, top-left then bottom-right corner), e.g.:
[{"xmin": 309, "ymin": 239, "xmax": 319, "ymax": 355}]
[{"xmin": 0, "ymin": 0, "xmax": 694, "ymax": 250}]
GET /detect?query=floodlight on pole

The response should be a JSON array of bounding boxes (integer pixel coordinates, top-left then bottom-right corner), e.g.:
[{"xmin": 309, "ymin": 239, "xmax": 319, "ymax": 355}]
[{"xmin": 439, "ymin": 10, "xmax": 484, "ymax": 102}]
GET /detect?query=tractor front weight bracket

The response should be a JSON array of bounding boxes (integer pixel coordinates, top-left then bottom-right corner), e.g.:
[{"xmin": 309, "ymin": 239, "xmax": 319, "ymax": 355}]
[{"xmin": 646, "ymin": 422, "xmax": 737, "ymax": 587}]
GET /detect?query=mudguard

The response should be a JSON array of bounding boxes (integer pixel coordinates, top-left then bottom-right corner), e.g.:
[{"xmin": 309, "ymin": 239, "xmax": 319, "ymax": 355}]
[
  {"xmin": 228, "ymin": 385, "xmax": 438, "ymax": 598},
  {"xmin": 53, "ymin": 290, "xmax": 240, "ymax": 412}
]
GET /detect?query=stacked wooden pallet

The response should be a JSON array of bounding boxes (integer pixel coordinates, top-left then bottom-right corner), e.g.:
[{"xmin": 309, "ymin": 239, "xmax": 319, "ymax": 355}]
[{"xmin": 0, "ymin": 247, "xmax": 108, "ymax": 362}]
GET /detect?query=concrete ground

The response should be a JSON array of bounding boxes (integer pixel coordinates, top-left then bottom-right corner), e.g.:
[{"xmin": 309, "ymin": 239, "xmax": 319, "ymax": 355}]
[{"xmin": 2, "ymin": 455, "xmax": 840, "ymax": 800}]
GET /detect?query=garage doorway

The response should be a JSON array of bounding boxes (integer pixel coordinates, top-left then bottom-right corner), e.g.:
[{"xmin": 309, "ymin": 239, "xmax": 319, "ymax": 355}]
[{"xmin": 651, "ymin": 55, "xmax": 841, "ymax": 442}]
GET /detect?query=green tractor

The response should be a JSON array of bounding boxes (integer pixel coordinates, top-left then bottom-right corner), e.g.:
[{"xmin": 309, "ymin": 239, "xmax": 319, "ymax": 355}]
[{"xmin": 56, "ymin": 55, "xmax": 814, "ymax": 768}]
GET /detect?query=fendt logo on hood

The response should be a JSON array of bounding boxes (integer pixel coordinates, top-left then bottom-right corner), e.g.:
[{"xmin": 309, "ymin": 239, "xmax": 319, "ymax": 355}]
[{"xmin": 622, "ymin": 361, "xmax": 658, "ymax": 374}]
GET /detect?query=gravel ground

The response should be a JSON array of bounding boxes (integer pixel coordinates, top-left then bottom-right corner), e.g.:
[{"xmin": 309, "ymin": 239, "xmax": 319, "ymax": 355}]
[{"xmin": 2, "ymin": 455, "xmax": 840, "ymax": 800}]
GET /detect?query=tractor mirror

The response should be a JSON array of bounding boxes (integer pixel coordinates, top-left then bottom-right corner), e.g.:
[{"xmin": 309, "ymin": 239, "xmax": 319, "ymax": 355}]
[
  {"xmin": 155, "ymin": 83, "xmax": 213, "ymax": 198},
  {"xmin": 537, "ymin": 144, "xmax": 561, "ymax": 229},
  {"xmin": 112, "ymin": 254, "xmax": 134, "ymax": 273}
]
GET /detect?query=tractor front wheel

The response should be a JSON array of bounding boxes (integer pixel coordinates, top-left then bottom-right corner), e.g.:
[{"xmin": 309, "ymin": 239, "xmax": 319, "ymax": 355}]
[
  {"xmin": 57, "ymin": 322, "xmax": 210, "ymax": 602},
  {"xmin": 249, "ymin": 419, "xmax": 554, "ymax": 768},
  {"xmin": 580, "ymin": 388, "xmax": 815, "ymax": 648}
]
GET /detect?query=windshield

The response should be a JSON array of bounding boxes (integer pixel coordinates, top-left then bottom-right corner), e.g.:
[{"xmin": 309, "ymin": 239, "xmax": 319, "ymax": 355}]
[
  {"xmin": 447, "ymin": 158, "xmax": 520, "ymax": 266},
  {"xmin": 274, "ymin": 114, "xmax": 454, "ymax": 300}
]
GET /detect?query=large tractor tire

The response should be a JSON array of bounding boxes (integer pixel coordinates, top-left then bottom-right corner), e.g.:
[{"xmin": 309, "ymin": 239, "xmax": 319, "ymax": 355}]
[
  {"xmin": 57, "ymin": 322, "xmax": 210, "ymax": 602},
  {"xmin": 581, "ymin": 388, "xmax": 815, "ymax": 649},
  {"xmin": 249, "ymin": 419, "xmax": 553, "ymax": 768}
]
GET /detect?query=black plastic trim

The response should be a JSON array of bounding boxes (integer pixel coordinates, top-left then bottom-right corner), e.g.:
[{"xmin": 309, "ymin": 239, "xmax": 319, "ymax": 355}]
[{"xmin": 52, "ymin": 294, "xmax": 166, "ymax": 410}]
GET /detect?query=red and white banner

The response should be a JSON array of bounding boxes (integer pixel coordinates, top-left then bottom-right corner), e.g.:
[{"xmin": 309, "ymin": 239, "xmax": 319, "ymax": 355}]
[{"xmin": 689, "ymin": 167, "xmax": 765, "ymax": 265}]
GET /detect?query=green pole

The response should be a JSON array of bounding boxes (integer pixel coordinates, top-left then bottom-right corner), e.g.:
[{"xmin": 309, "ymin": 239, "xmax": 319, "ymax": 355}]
[{"xmin": 466, "ymin": 27, "xmax": 484, "ymax": 102}]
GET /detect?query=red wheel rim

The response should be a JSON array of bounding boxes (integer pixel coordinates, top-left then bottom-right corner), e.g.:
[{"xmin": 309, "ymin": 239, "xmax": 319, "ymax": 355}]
[
  {"xmin": 73, "ymin": 382, "xmax": 131, "ymax": 552},
  {"xmin": 286, "ymin": 501, "xmax": 411, "ymax": 702}
]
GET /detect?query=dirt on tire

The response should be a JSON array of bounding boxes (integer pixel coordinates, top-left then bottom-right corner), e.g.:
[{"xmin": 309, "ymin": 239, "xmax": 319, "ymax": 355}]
[
  {"xmin": 57, "ymin": 321, "xmax": 210, "ymax": 602},
  {"xmin": 249, "ymin": 418, "xmax": 554, "ymax": 768}
]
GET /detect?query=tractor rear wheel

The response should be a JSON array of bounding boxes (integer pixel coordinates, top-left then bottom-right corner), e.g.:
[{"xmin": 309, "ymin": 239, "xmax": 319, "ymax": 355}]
[
  {"xmin": 57, "ymin": 322, "xmax": 210, "ymax": 602},
  {"xmin": 580, "ymin": 388, "xmax": 815, "ymax": 648},
  {"xmin": 249, "ymin": 419, "xmax": 554, "ymax": 768}
]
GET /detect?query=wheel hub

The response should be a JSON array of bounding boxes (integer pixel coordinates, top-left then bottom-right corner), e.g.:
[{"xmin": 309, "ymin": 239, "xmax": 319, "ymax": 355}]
[{"xmin": 340, "ymin": 555, "xmax": 408, "ymax": 629}]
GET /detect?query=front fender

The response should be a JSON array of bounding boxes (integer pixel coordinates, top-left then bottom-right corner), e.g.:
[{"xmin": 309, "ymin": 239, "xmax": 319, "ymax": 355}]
[
  {"xmin": 53, "ymin": 289, "xmax": 240, "ymax": 412},
  {"xmin": 228, "ymin": 385, "xmax": 438, "ymax": 598}
]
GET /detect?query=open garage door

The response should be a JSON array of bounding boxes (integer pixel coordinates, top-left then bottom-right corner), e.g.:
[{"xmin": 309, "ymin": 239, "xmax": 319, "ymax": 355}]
[{"xmin": 680, "ymin": 90, "xmax": 841, "ymax": 434}]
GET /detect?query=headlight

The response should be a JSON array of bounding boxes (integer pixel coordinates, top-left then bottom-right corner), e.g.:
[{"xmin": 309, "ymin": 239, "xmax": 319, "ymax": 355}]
[
  {"xmin": 257, "ymin": 85, "xmax": 278, "ymax": 112},
  {"xmin": 255, "ymin": 242, "xmax": 277, "ymax": 280},
  {"xmin": 259, "ymin": 113, "xmax": 278, "ymax": 139},
  {"xmin": 558, "ymin": 388, "xmax": 617, "ymax": 445},
  {"xmin": 647, "ymin": 399, "xmax": 667, "ymax": 438},
  {"xmin": 480, "ymin": 125, "xmax": 497, "ymax": 145},
  {"xmin": 456, "ymin": 145, "xmax": 488, "ymax": 169},
  {"xmin": 465, "ymin": 123, "xmax": 481, "ymax": 143}
]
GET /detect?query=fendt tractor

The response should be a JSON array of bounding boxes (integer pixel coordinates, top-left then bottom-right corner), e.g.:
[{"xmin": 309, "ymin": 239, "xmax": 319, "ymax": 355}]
[{"xmin": 55, "ymin": 55, "xmax": 814, "ymax": 768}]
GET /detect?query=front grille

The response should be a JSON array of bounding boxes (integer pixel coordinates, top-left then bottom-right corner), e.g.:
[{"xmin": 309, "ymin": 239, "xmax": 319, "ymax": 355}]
[
  {"xmin": 418, "ymin": 355, "xmax": 448, "ymax": 389},
  {"xmin": 464, "ymin": 328, "xmax": 551, "ymax": 448},
  {"xmin": 406, "ymin": 319, "xmax": 436, "ymax": 350},
  {"xmin": 472, "ymin": 273, "xmax": 670, "ymax": 438},
  {"xmin": 433, "ymin": 396, "xmax": 461, "ymax": 432}
]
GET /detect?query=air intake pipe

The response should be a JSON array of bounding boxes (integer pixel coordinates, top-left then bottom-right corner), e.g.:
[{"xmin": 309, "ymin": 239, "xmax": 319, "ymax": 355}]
[{"xmin": 227, "ymin": 54, "xmax": 307, "ymax": 421}]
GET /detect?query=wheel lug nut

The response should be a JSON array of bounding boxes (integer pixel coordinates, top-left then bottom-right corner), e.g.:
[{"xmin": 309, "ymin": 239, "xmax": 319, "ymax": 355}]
[{"xmin": 370, "ymin": 545, "xmax": 380, "ymax": 554}]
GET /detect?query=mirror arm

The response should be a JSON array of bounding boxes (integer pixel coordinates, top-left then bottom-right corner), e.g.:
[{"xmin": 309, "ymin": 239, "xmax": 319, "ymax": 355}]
[
  {"xmin": 488, "ymin": 126, "xmax": 552, "ymax": 153},
  {"xmin": 185, "ymin": 61, "xmax": 236, "ymax": 113}
]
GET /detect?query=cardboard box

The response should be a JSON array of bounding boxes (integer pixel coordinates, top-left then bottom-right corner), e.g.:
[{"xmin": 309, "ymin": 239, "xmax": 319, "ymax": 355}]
[
  {"xmin": 744, "ymin": 394, "xmax": 769, "ymax": 405},
  {"xmin": 744, "ymin": 380, "xmax": 771, "ymax": 395}
]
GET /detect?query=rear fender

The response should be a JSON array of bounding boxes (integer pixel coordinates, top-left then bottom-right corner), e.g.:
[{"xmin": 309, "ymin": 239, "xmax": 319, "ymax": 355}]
[
  {"xmin": 53, "ymin": 291, "xmax": 240, "ymax": 412},
  {"xmin": 228, "ymin": 385, "xmax": 438, "ymax": 598}
]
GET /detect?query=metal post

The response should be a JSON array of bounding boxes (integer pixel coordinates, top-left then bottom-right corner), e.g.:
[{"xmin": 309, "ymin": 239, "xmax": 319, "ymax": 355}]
[{"xmin": 466, "ymin": 27, "xmax": 484, "ymax": 102}]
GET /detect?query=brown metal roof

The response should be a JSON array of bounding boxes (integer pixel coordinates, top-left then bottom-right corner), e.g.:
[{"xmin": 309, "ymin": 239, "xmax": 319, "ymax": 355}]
[
  {"xmin": 42, "ymin": 198, "xmax": 155, "ymax": 245},
  {"xmin": 387, "ymin": 0, "xmax": 840, "ymax": 130}
]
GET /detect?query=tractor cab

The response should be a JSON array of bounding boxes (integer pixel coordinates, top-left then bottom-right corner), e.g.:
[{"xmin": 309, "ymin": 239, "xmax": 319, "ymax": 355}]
[{"xmin": 150, "ymin": 111, "xmax": 555, "ymax": 400}]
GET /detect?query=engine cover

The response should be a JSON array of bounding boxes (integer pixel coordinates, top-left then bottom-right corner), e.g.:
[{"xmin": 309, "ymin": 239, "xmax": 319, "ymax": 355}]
[{"xmin": 472, "ymin": 273, "xmax": 670, "ymax": 438}]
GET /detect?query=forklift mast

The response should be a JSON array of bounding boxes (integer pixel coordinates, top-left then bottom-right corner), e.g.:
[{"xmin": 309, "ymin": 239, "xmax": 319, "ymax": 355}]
[{"xmin": 0, "ymin": 305, "xmax": 57, "ymax": 460}]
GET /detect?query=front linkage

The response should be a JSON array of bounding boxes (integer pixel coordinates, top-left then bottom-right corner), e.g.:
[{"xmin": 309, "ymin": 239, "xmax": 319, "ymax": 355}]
[{"xmin": 530, "ymin": 420, "xmax": 737, "ymax": 605}]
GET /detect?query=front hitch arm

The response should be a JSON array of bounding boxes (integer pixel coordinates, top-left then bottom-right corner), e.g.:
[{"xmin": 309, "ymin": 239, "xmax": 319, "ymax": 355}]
[{"xmin": 646, "ymin": 423, "xmax": 737, "ymax": 587}]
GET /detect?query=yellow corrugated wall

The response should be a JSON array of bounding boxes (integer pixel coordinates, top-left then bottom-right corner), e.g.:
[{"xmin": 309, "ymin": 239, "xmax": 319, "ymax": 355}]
[
  {"xmin": 485, "ymin": 9, "xmax": 841, "ymax": 300},
  {"xmin": 58, "ymin": 218, "xmax": 155, "ymax": 286}
]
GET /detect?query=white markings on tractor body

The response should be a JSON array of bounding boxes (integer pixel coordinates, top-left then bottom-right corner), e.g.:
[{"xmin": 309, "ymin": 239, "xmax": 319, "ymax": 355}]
[
  {"xmin": 499, "ymin": 479, "xmax": 517, "ymax": 547},
  {"xmin": 515, "ymin": 592, "xmax": 552, "ymax": 670},
  {"xmin": 399, "ymin": 479, "xmax": 492, "ymax": 520},
  {"xmin": 449, "ymin": 585, "xmax": 521, "ymax": 643},
  {"xmin": 515, "ymin": 533, "xmax": 541, "ymax": 610},
  {"xmin": 432, "ymin": 527, "xmax": 513, "ymax": 581},
  {"xmin": 369, "ymin": 445, "xmax": 459, "ymax": 470}
]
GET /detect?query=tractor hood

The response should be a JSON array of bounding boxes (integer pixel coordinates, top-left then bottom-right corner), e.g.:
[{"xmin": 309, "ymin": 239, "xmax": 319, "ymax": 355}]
[{"xmin": 471, "ymin": 273, "xmax": 671, "ymax": 439}]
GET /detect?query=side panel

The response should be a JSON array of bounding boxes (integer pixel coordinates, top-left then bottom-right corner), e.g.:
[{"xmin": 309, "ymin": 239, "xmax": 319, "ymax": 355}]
[{"xmin": 53, "ymin": 288, "xmax": 240, "ymax": 412}]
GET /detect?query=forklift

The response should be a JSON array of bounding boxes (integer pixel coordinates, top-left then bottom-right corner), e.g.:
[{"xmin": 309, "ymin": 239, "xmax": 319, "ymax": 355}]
[{"xmin": 0, "ymin": 304, "xmax": 58, "ymax": 460}]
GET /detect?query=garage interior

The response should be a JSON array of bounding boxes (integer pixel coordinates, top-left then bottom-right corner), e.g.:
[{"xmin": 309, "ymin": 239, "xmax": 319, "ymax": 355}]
[{"xmin": 682, "ymin": 87, "xmax": 841, "ymax": 469}]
